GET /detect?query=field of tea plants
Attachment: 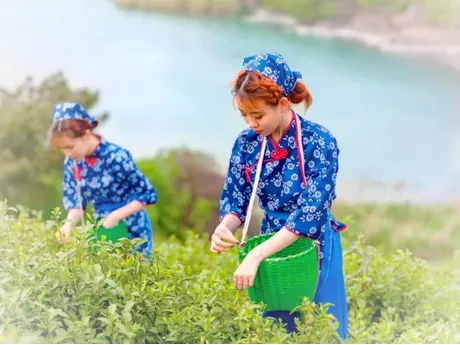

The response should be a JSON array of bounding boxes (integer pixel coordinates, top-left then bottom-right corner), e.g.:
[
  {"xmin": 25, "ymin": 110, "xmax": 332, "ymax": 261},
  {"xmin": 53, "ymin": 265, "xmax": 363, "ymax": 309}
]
[{"xmin": 1, "ymin": 202, "xmax": 459, "ymax": 344}]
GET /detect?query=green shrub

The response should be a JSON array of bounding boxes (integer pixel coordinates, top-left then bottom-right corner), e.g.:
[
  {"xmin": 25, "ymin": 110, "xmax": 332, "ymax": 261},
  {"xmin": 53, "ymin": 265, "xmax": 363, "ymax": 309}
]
[
  {"xmin": 344, "ymin": 236, "xmax": 460, "ymax": 343},
  {"xmin": 136, "ymin": 148, "xmax": 224, "ymax": 242}
]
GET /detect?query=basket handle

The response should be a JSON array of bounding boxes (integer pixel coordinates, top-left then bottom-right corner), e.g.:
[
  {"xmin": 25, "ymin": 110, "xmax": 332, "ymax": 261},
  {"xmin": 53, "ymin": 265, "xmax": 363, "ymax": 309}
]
[
  {"xmin": 240, "ymin": 137, "xmax": 267, "ymax": 245},
  {"xmin": 294, "ymin": 113, "xmax": 307, "ymax": 187}
]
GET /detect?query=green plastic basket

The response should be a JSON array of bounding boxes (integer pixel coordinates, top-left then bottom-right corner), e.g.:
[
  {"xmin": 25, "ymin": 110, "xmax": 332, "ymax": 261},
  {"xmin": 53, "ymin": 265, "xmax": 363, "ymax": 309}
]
[
  {"xmin": 238, "ymin": 233, "xmax": 319, "ymax": 312},
  {"xmin": 90, "ymin": 221, "xmax": 130, "ymax": 243}
]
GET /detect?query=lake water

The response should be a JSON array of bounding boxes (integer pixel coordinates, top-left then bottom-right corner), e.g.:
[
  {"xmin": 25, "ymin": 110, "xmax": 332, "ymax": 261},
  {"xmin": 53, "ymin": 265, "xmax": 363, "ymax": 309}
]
[{"xmin": 1, "ymin": 0, "xmax": 460, "ymax": 203}]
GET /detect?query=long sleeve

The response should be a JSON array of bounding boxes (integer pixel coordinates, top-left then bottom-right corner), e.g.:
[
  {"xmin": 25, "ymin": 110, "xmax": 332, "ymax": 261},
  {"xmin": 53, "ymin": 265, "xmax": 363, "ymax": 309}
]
[
  {"xmin": 112, "ymin": 150, "xmax": 158, "ymax": 205},
  {"xmin": 284, "ymin": 136, "xmax": 339, "ymax": 240},
  {"xmin": 62, "ymin": 158, "xmax": 86, "ymax": 211},
  {"xmin": 219, "ymin": 134, "xmax": 253, "ymax": 223}
]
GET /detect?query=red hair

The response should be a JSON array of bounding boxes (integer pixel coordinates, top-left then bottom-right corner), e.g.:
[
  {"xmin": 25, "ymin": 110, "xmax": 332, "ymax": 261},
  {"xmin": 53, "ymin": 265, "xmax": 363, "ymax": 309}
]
[
  {"xmin": 48, "ymin": 119, "xmax": 98, "ymax": 149},
  {"xmin": 231, "ymin": 70, "xmax": 313, "ymax": 113}
]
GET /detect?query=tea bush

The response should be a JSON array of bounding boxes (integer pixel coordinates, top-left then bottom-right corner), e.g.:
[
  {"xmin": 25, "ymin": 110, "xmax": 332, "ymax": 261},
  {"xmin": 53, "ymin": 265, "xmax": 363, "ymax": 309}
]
[{"xmin": 0, "ymin": 202, "xmax": 459, "ymax": 344}]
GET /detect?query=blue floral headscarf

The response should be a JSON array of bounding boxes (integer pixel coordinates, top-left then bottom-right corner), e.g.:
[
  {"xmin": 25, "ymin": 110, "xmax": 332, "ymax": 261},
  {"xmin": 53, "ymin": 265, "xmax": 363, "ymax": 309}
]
[
  {"xmin": 51, "ymin": 102, "xmax": 97, "ymax": 125},
  {"xmin": 241, "ymin": 52, "xmax": 302, "ymax": 96}
]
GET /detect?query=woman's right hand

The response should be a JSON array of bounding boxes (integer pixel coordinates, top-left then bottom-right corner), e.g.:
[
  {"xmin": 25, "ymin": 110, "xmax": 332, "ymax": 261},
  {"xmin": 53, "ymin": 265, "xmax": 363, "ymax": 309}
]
[
  {"xmin": 55, "ymin": 222, "xmax": 72, "ymax": 244},
  {"xmin": 210, "ymin": 223, "xmax": 239, "ymax": 253}
]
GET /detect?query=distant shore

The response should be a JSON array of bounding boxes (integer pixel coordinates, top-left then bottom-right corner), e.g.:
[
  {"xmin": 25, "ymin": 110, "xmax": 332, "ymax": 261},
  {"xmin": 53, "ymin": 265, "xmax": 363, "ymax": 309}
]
[
  {"xmin": 244, "ymin": 7, "xmax": 460, "ymax": 73},
  {"xmin": 113, "ymin": 0, "xmax": 460, "ymax": 73}
]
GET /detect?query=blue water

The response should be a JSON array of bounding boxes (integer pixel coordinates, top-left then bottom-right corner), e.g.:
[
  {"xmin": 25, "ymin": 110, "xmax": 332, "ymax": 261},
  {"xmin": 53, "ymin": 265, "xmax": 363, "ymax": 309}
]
[{"xmin": 1, "ymin": 0, "xmax": 459, "ymax": 203}]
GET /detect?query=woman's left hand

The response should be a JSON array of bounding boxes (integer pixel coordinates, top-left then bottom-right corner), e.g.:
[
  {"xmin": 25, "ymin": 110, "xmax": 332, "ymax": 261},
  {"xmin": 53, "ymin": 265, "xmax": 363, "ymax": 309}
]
[
  {"xmin": 102, "ymin": 211, "xmax": 121, "ymax": 229},
  {"xmin": 233, "ymin": 252, "xmax": 263, "ymax": 290}
]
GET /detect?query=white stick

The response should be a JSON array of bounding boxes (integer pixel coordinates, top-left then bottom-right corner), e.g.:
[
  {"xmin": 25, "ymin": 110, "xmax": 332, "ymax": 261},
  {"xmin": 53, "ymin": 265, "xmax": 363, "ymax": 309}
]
[
  {"xmin": 73, "ymin": 161, "xmax": 85, "ymax": 226},
  {"xmin": 294, "ymin": 114, "xmax": 306, "ymax": 186},
  {"xmin": 240, "ymin": 137, "xmax": 267, "ymax": 245}
]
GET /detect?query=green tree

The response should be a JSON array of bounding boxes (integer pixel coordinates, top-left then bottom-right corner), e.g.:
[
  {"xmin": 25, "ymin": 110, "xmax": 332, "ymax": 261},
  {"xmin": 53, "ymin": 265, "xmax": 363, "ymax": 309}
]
[{"xmin": 0, "ymin": 72, "xmax": 108, "ymax": 215}]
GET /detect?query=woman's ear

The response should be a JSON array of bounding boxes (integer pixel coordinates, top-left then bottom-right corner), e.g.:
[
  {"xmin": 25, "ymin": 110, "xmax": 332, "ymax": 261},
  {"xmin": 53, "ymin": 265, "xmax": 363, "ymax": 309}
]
[
  {"xmin": 279, "ymin": 97, "xmax": 290, "ymax": 112},
  {"xmin": 83, "ymin": 129, "xmax": 93, "ymax": 139}
]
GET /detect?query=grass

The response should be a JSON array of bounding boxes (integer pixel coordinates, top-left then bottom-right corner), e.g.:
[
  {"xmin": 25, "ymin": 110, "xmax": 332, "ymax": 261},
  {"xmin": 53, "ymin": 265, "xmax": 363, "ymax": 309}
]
[{"xmin": 332, "ymin": 201, "xmax": 460, "ymax": 262}]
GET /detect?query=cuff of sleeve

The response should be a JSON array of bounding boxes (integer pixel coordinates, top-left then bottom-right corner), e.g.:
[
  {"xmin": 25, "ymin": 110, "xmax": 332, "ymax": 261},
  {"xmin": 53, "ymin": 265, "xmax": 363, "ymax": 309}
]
[
  {"xmin": 128, "ymin": 194, "xmax": 157, "ymax": 206},
  {"xmin": 331, "ymin": 220, "xmax": 348, "ymax": 232},
  {"xmin": 219, "ymin": 211, "xmax": 245, "ymax": 223},
  {"xmin": 284, "ymin": 226, "xmax": 320, "ymax": 241}
]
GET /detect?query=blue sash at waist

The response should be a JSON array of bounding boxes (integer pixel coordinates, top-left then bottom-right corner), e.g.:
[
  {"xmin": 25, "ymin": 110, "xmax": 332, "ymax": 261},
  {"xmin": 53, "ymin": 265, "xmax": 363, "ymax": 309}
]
[
  {"xmin": 261, "ymin": 209, "xmax": 347, "ymax": 233},
  {"xmin": 94, "ymin": 201, "xmax": 127, "ymax": 213}
]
